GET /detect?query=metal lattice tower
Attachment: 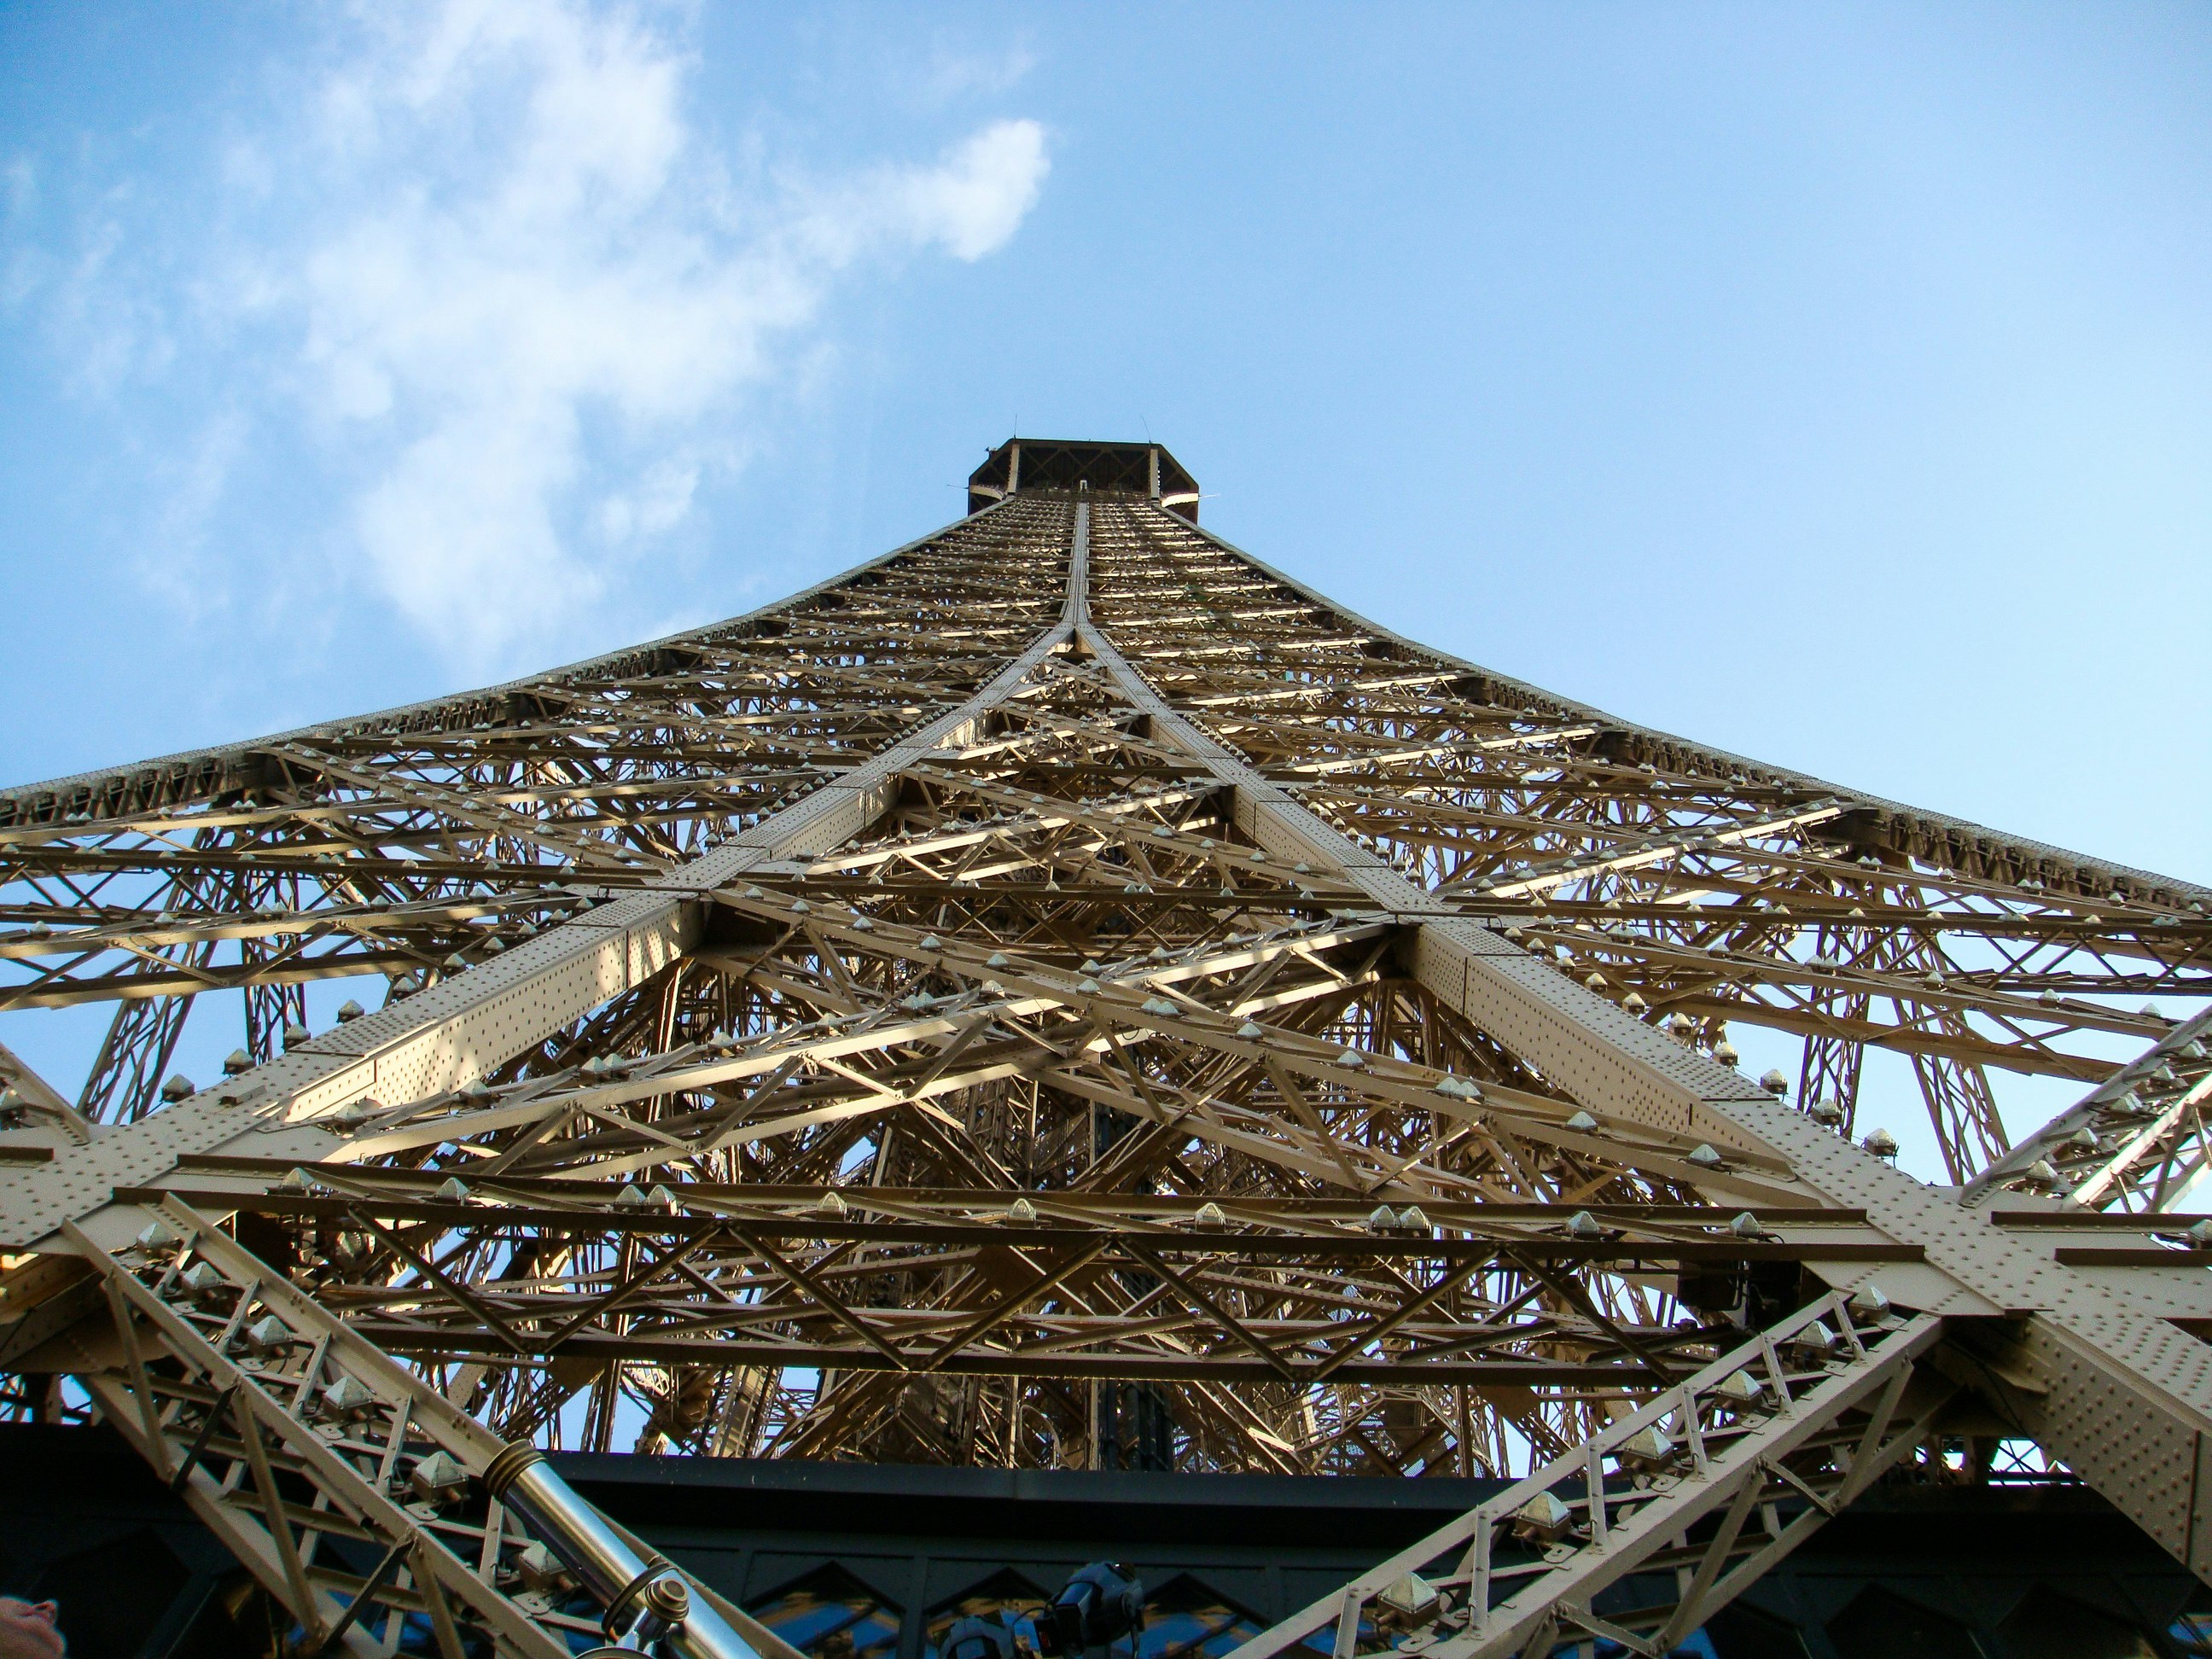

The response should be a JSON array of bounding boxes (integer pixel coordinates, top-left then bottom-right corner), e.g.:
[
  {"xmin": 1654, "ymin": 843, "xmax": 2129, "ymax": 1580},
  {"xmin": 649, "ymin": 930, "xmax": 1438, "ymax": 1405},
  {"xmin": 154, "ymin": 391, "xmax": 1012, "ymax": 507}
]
[{"xmin": 3, "ymin": 437, "xmax": 2210, "ymax": 1657}]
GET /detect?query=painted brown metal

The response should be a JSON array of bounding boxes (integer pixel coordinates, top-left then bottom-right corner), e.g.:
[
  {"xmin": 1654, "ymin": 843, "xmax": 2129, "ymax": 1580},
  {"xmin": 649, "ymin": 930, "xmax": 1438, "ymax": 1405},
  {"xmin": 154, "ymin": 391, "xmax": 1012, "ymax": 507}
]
[{"xmin": 4, "ymin": 451, "xmax": 2211, "ymax": 1655}]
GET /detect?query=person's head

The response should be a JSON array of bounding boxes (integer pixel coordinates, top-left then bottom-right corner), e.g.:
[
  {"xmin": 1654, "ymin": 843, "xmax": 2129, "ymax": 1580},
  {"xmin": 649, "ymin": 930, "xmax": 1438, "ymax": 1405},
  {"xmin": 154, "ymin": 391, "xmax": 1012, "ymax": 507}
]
[{"xmin": 0, "ymin": 1598, "xmax": 63, "ymax": 1659}]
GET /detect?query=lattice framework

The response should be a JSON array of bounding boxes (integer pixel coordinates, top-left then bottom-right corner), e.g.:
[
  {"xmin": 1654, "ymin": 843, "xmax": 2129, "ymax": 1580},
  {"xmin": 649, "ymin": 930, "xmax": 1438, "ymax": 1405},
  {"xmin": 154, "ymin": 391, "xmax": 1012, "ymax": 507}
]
[{"xmin": 3, "ymin": 458, "xmax": 2210, "ymax": 1656}]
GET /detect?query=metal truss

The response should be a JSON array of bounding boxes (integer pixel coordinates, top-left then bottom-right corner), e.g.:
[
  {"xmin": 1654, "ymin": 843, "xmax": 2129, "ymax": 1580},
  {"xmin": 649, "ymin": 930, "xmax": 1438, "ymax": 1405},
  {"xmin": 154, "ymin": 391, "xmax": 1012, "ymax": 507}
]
[
  {"xmin": 1225, "ymin": 1290, "xmax": 1951, "ymax": 1659},
  {"xmin": 5, "ymin": 451, "xmax": 2212, "ymax": 1656},
  {"xmin": 52, "ymin": 1195, "xmax": 777, "ymax": 1657},
  {"xmin": 1966, "ymin": 1004, "xmax": 2212, "ymax": 1213},
  {"xmin": 1, "ymin": 500, "xmax": 1072, "ymax": 1015}
]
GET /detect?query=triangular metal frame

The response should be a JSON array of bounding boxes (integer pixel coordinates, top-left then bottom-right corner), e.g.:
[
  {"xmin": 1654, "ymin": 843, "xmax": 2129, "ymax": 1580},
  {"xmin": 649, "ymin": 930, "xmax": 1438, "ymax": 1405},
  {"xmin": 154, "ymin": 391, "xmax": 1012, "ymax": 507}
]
[{"xmin": 3, "ymin": 460, "xmax": 2209, "ymax": 1656}]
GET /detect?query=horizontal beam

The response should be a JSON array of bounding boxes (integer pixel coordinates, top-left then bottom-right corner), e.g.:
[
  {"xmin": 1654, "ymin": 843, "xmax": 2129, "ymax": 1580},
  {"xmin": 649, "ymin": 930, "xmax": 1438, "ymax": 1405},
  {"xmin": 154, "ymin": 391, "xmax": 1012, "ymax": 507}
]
[{"xmin": 128, "ymin": 1186, "xmax": 1925, "ymax": 1267}]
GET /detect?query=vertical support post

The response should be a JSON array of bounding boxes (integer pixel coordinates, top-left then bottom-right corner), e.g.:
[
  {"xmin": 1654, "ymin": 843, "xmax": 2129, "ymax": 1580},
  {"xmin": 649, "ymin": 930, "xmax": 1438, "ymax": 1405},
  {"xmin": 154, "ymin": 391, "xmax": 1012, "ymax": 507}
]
[
  {"xmin": 1467, "ymin": 1515, "xmax": 1492, "ymax": 1635},
  {"xmin": 1586, "ymin": 1440, "xmax": 1609, "ymax": 1547},
  {"xmin": 101, "ymin": 1276, "xmax": 171, "ymax": 1473},
  {"xmin": 234, "ymin": 1397, "xmax": 327, "ymax": 1645},
  {"xmin": 409, "ymin": 1536, "xmax": 473, "ymax": 1659}
]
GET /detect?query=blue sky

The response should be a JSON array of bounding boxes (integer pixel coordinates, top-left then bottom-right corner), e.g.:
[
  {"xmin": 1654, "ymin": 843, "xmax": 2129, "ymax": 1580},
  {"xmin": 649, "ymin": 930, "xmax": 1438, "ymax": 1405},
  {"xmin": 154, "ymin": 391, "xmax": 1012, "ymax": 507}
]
[{"xmin": 3, "ymin": 3, "xmax": 2209, "ymax": 1172}]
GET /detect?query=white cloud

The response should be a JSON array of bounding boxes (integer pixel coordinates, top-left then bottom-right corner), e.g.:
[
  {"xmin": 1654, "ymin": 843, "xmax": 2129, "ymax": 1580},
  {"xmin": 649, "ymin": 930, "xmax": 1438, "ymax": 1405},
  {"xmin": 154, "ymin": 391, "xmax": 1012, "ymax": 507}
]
[
  {"xmin": 264, "ymin": 0, "xmax": 1050, "ymax": 664},
  {"xmin": 911, "ymin": 43, "xmax": 1040, "ymax": 109},
  {"xmin": 133, "ymin": 410, "xmax": 250, "ymax": 620},
  {"xmin": 15, "ymin": 0, "xmax": 1051, "ymax": 670},
  {"xmin": 3, "ymin": 156, "xmax": 35, "ymax": 220},
  {"xmin": 894, "ymin": 119, "xmax": 1051, "ymax": 261},
  {"xmin": 599, "ymin": 456, "xmax": 700, "ymax": 545}
]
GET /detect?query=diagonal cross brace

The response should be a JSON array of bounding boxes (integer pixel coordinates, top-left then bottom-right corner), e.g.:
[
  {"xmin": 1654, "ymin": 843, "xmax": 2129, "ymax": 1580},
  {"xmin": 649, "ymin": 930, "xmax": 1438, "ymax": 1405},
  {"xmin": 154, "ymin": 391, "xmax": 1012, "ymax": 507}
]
[
  {"xmin": 1075, "ymin": 499, "xmax": 2212, "ymax": 1589},
  {"xmin": 1, "ymin": 499, "xmax": 1080, "ymax": 1255},
  {"xmin": 1220, "ymin": 1293, "xmax": 1946, "ymax": 1659}
]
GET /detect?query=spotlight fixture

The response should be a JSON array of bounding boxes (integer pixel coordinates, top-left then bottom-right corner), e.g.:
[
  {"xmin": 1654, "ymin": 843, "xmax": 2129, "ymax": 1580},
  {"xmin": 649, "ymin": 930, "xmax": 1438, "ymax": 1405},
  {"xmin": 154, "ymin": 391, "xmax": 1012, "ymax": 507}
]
[{"xmin": 1036, "ymin": 1563, "xmax": 1144, "ymax": 1657}]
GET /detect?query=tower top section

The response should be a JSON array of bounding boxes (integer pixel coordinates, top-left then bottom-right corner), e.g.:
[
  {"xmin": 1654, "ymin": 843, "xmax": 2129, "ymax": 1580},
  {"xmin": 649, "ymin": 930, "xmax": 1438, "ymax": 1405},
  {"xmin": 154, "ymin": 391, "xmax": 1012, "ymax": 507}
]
[{"xmin": 967, "ymin": 437, "xmax": 1199, "ymax": 521}]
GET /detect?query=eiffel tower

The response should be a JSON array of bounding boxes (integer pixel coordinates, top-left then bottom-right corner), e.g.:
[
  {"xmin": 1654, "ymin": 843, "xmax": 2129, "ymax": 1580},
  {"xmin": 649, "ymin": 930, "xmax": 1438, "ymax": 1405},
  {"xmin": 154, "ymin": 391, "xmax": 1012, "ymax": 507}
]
[{"xmin": 2, "ymin": 437, "xmax": 2209, "ymax": 1658}]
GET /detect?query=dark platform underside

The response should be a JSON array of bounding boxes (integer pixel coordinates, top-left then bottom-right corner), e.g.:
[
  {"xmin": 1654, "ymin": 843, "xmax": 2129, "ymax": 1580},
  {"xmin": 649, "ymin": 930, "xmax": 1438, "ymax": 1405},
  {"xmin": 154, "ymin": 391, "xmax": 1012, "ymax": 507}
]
[
  {"xmin": 966, "ymin": 439, "xmax": 1199, "ymax": 518},
  {"xmin": 3, "ymin": 1424, "xmax": 2203, "ymax": 1659}
]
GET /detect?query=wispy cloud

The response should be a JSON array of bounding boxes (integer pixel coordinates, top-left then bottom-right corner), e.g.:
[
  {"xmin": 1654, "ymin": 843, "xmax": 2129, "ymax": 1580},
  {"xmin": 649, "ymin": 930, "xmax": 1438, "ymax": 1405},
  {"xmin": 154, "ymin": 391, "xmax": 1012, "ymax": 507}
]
[
  {"xmin": 911, "ymin": 43, "xmax": 1042, "ymax": 110},
  {"xmin": 11, "ymin": 0, "xmax": 1050, "ymax": 667}
]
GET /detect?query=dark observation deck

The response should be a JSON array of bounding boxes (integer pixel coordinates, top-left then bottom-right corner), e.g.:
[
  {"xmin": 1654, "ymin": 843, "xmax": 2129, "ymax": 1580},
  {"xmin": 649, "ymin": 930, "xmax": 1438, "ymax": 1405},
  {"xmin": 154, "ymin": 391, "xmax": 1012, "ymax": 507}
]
[
  {"xmin": 967, "ymin": 439, "xmax": 1200, "ymax": 521},
  {"xmin": 2, "ymin": 1423, "xmax": 2203, "ymax": 1659}
]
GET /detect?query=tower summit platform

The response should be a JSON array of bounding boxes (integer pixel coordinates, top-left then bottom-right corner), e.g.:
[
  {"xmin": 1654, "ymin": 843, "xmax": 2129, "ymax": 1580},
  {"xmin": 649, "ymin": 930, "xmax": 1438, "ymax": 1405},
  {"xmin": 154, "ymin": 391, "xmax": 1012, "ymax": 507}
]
[{"xmin": 968, "ymin": 437, "xmax": 1200, "ymax": 519}]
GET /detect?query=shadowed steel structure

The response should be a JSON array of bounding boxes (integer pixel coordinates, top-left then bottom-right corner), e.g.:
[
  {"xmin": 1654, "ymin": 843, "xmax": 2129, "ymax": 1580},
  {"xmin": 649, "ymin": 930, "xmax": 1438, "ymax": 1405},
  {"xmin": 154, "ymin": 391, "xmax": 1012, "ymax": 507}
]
[{"xmin": 2, "ymin": 439, "xmax": 2210, "ymax": 1656}]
